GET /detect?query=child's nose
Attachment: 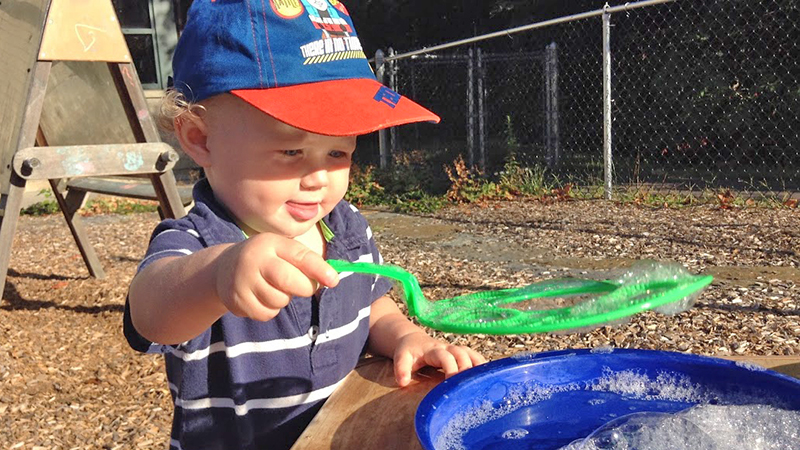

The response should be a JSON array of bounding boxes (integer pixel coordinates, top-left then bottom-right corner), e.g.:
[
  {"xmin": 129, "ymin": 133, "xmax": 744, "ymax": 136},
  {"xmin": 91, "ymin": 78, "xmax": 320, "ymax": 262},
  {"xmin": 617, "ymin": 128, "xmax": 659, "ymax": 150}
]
[{"xmin": 300, "ymin": 169, "xmax": 328, "ymax": 189}]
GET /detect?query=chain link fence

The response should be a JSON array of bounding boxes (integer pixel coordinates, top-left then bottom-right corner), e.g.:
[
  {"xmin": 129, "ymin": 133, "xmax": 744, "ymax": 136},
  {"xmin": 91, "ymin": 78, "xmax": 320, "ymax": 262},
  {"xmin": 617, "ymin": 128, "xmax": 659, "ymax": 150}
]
[{"xmin": 359, "ymin": 0, "xmax": 800, "ymax": 200}]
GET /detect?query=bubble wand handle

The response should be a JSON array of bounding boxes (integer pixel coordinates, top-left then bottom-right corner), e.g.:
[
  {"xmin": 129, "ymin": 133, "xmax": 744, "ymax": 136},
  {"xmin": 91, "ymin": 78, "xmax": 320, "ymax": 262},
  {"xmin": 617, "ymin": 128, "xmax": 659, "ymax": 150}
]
[{"xmin": 327, "ymin": 259, "xmax": 428, "ymax": 317}]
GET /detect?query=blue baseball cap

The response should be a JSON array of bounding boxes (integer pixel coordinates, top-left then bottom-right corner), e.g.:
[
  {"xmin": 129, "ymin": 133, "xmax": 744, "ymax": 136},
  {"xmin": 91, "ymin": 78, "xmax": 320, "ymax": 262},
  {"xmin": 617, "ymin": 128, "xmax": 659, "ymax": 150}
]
[{"xmin": 172, "ymin": 0, "xmax": 440, "ymax": 136}]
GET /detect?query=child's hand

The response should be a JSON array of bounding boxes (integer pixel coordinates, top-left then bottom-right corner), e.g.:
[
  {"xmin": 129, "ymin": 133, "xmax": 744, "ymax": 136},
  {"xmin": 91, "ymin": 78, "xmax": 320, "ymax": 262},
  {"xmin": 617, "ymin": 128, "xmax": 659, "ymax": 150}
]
[
  {"xmin": 214, "ymin": 233, "xmax": 339, "ymax": 321},
  {"xmin": 392, "ymin": 332, "xmax": 486, "ymax": 387}
]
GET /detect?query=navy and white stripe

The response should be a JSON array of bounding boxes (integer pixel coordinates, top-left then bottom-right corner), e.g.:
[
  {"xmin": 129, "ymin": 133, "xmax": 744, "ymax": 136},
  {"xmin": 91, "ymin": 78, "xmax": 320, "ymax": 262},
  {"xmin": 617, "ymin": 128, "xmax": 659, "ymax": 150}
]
[{"xmin": 124, "ymin": 179, "xmax": 392, "ymax": 450}]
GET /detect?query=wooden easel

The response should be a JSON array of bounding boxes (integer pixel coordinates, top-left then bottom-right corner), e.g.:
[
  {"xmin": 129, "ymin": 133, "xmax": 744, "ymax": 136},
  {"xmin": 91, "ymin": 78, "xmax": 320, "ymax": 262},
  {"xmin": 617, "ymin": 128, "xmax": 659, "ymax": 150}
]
[{"xmin": 0, "ymin": 0, "xmax": 191, "ymax": 298}]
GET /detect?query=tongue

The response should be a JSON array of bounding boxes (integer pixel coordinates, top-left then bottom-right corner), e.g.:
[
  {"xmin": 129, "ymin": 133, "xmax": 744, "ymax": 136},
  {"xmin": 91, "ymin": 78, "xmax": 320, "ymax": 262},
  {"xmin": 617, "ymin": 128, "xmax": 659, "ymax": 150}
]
[{"xmin": 286, "ymin": 202, "xmax": 318, "ymax": 221}]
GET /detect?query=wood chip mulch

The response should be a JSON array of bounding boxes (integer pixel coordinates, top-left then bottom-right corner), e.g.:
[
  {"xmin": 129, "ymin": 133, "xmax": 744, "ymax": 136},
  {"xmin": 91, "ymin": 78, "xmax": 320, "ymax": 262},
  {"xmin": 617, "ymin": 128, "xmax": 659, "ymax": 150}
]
[{"xmin": 1, "ymin": 199, "xmax": 798, "ymax": 449}]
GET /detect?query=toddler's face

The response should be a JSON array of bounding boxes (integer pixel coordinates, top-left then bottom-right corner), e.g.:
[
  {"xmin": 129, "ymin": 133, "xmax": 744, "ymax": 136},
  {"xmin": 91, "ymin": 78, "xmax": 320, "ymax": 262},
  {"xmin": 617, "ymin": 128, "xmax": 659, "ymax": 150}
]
[{"xmin": 201, "ymin": 95, "xmax": 356, "ymax": 238}]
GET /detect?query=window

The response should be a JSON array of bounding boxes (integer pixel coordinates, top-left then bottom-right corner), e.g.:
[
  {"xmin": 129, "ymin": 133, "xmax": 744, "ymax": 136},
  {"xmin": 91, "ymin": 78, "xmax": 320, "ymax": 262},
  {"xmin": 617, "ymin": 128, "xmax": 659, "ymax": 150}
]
[{"xmin": 111, "ymin": 0, "xmax": 186, "ymax": 90}]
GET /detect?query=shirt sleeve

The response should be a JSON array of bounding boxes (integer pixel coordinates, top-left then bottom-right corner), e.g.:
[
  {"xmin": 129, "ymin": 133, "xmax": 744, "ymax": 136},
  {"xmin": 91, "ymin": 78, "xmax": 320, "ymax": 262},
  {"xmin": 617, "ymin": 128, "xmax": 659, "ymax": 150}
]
[{"xmin": 137, "ymin": 220, "xmax": 206, "ymax": 272}]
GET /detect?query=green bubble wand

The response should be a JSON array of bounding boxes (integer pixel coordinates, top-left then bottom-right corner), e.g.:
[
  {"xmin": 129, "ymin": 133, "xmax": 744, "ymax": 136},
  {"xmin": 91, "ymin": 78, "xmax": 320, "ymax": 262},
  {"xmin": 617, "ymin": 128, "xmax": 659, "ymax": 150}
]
[{"xmin": 327, "ymin": 260, "xmax": 713, "ymax": 335}]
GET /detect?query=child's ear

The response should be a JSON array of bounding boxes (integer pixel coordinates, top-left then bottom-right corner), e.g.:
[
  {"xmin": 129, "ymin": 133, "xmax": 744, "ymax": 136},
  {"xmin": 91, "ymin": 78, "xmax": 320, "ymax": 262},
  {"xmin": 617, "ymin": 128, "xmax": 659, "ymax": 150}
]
[{"xmin": 174, "ymin": 112, "xmax": 212, "ymax": 167}]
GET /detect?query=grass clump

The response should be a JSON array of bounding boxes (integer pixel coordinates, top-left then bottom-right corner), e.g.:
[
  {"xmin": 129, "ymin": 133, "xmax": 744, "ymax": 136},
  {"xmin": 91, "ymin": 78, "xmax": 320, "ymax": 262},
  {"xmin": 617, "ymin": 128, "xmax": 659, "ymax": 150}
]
[
  {"xmin": 21, "ymin": 200, "xmax": 60, "ymax": 216},
  {"xmin": 21, "ymin": 190, "xmax": 159, "ymax": 216}
]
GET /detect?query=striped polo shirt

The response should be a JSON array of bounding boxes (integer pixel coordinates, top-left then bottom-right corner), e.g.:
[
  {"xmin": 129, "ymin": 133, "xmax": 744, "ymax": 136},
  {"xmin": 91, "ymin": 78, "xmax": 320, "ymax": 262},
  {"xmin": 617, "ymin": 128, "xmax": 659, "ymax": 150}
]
[{"xmin": 123, "ymin": 179, "xmax": 392, "ymax": 450}]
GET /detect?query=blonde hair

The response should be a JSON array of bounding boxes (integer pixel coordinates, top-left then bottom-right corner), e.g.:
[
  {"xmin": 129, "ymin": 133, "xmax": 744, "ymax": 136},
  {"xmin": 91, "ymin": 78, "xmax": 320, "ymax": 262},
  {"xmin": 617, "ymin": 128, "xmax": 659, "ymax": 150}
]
[{"xmin": 158, "ymin": 88, "xmax": 207, "ymax": 132}]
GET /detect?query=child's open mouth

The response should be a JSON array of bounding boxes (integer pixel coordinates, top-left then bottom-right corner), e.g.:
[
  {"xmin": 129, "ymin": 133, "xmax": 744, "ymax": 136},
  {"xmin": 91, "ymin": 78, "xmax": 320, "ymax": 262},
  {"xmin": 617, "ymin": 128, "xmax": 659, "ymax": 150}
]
[{"xmin": 285, "ymin": 202, "xmax": 320, "ymax": 221}]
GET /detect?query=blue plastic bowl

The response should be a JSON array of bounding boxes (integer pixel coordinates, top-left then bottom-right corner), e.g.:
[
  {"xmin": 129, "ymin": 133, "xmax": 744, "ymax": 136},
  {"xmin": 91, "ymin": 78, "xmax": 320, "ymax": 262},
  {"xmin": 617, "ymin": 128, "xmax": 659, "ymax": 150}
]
[{"xmin": 415, "ymin": 349, "xmax": 800, "ymax": 450}]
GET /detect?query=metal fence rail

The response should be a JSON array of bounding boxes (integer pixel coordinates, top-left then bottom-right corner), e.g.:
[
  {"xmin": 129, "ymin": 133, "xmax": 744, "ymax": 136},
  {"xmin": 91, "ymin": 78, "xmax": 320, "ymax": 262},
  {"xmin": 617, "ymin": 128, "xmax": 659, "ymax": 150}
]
[{"xmin": 361, "ymin": 0, "xmax": 800, "ymax": 200}]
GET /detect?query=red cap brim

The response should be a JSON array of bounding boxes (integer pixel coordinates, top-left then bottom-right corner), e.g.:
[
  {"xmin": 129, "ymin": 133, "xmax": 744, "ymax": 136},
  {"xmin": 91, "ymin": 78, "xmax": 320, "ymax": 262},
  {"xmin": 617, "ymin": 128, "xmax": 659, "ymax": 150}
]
[{"xmin": 231, "ymin": 78, "xmax": 440, "ymax": 137}]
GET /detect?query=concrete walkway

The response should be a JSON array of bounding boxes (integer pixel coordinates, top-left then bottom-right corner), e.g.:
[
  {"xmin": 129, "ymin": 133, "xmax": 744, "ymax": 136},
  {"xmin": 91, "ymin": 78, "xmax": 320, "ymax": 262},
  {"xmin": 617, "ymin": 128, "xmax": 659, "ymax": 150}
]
[{"xmin": 19, "ymin": 179, "xmax": 53, "ymax": 210}]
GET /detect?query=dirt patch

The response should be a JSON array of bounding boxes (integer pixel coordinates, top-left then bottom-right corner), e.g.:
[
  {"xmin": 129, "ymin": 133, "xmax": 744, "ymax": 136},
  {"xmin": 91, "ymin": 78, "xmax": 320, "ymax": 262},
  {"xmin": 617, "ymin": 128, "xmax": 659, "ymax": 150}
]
[
  {"xmin": 364, "ymin": 210, "xmax": 638, "ymax": 272},
  {"xmin": 2, "ymin": 199, "xmax": 799, "ymax": 449},
  {"xmin": 364, "ymin": 209, "xmax": 800, "ymax": 283},
  {"xmin": 709, "ymin": 265, "xmax": 800, "ymax": 285}
]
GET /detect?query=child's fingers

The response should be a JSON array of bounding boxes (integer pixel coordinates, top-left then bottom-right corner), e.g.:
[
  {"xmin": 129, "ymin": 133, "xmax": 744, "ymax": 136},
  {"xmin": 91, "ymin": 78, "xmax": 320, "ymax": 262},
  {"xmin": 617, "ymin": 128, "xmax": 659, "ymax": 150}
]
[
  {"xmin": 449, "ymin": 346, "xmax": 477, "ymax": 373},
  {"xmin": 251, "ymin": 276, "xmax": 292, "ymax": 311},
  {"xmin": 467, "ymin": 348, "xmax": 487, "ymax": 366},
  {"xmin": 430, "ymin": 346, "xmax": 484, "ymax": 378},
  {"xmin": 226, "ymin": 278, "xmax": 284, "ymax": 321},
  {"xmin": 428, "ymin": 349, "xmax": 460, "ymax": 379},
  {"xmin": 274, "ymin": 240, "xmax": 339, "ymax": 289},
  {"xmin": 260, "ymin": 258, "xmax": 319, "ymax": 298},
  {"xmin": 393, "ymin": 337, "xmax": 484, "ymax": 387}
]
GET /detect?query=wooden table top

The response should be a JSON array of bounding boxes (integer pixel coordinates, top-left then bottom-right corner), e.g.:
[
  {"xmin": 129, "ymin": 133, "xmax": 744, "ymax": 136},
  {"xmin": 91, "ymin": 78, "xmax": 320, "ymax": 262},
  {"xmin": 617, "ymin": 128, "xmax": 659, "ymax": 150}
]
[{"xmin": 290, "ymin": 355, "xmax": 800, "ymax": 450}]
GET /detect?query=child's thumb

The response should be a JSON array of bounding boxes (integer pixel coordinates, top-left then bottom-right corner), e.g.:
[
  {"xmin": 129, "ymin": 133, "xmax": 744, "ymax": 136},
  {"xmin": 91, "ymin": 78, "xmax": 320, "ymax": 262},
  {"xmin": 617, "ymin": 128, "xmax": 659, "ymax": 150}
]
[{"xmin": 394, "ymin": 352, "xmax": 413, "ymax": 387}]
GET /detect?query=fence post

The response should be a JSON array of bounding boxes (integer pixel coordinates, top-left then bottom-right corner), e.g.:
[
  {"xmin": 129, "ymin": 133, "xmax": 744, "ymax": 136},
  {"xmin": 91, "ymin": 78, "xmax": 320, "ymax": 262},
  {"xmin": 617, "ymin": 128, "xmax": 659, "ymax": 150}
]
[
  {"xmin": 467, "ymin": 49, "xmax": 475, "ymax": 167},
  {"xmin": 375, "ymin": 49, "xmax": 389, "ymax": 169},
  {"xmin": 545, "ymin": 41, "xmax": 560, "ymax": 169},
  {"xmin": 602, "ymin": 4, "xmax": 613, "ymax": 199},
  {"xmin": 477, "ymin": 48, "xmax": 486, "ymax": 172},
  {"xmin": 388, "ymin": 47, "xmax": 398, "ymax": 155}
]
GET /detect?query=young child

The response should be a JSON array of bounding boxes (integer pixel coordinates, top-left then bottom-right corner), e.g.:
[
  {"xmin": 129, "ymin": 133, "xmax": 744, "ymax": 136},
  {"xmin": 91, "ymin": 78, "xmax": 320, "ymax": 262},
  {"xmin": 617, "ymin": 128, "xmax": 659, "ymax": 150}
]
[{"xmin": 123, "ymin": 1, "xmax": 485, "ymax": 449}]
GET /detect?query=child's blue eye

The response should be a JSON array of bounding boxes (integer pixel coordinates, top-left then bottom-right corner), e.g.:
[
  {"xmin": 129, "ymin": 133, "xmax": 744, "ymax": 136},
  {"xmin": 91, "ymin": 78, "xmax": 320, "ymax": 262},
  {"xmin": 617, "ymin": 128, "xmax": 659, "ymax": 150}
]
[
  {"xmin": 283, "ymin": 150, "xmax": 302, "ymax": 156},
  {"xmin": 329, "ymin": 150, "xmax": 351, "ymax": 159}
]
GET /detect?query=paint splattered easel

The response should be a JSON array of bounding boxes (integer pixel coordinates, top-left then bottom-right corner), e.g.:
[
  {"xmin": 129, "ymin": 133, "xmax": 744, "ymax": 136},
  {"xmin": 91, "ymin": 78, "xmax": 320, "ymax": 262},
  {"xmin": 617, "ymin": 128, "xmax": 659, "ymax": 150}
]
[{"xmin": 0, "ymin": 0, "xmax": 191, "ymax": 297}]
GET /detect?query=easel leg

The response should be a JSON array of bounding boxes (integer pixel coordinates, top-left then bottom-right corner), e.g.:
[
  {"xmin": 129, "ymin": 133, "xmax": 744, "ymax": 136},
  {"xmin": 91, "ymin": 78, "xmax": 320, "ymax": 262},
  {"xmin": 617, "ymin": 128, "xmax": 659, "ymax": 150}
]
[
  {"xmin": 36, "ymin": 127, "xmax": 105, "ymax": 280},
  {"xmin": 49, "ymin": 179, "xmax": 106, "ymax": 279},
  {"xmin": 150, "ymin": 171, "xmax": 186, "ymax": 220},
  {"xmin": 111, "ymin": 62, "xmax": 187, "ymax": 220},
  {"xmin": 0, "ymin": 174, "xmax": 29, "ymax": 299},
  {"xmin": 0, "ymin": 61, "xmax": 52, "ymax": 300}
]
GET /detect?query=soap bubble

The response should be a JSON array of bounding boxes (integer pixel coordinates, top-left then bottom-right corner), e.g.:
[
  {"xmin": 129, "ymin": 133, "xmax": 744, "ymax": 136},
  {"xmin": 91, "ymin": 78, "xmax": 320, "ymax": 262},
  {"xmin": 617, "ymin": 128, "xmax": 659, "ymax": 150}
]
[
  {"xmin": 577, "ymin": 412, "xmax": 719, "ymax": 450},
  {"xmin": 501, "ymin": 428, "xmax": 529, "ymax": 439}
]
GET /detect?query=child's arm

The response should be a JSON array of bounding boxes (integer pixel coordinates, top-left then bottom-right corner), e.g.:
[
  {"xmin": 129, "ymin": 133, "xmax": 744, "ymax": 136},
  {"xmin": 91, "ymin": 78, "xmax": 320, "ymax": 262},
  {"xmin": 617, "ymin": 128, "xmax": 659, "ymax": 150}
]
[
  {"xmin": 366, "ymin": 296, "xmax": 486, "ymax": 387},
  {"xmin": 128, "ymin": 233, "xmax": 339, "ymax": 345}
]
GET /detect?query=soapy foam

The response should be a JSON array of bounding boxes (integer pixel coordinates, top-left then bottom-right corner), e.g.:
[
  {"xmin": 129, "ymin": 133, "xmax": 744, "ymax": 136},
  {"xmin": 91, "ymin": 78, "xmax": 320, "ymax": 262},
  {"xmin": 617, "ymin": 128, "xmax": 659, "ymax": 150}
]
[
  {"xmin": 433, "ymin": 381, "xmax": 576, "ymax": 450},
  {"xmin": 733, "ymin": 360, "xmax": 767, "ymax": 372},
  {"xmin": 432, "ymin": 366, "xmax": 795, "ymax": 450},
  {"xmin": 590, "ymin": 346, "xmax": 615, "ymax": 354},
  {"xmin": 678, "ymin": 404, "xmax": 800, "ymax": 449},
  {"xmin": 588, "ymin": 367, "xmax": 711, "ymax": 403},
  {"xmin": 557, "ymin": 404, "xmax": 800, "ymax": 450}
]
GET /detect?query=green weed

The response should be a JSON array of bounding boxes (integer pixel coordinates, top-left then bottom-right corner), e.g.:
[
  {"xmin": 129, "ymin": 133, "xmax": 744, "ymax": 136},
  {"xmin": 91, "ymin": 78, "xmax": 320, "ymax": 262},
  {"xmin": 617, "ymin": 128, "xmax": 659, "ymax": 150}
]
[{"xmin": 21, "ymin": 196, "xmax": 159, "ymax": 216}]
